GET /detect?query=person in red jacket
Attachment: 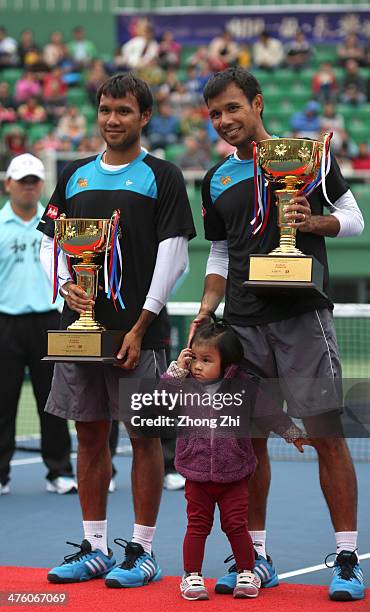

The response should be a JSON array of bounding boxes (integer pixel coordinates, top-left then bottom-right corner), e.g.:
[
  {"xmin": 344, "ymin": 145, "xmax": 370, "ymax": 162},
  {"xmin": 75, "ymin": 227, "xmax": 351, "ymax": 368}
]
[{"xmin": 160, "ymin": 318, "xmax": 309, "ymax": 601}]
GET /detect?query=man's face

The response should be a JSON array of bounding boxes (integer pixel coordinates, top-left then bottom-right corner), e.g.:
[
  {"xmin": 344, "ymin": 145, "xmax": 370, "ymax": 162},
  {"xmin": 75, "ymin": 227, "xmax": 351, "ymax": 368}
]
[
  {"xmin": 5, "ymin": 176, "xmax": 43, "ymax": 209},
  {"xmin": 97, "ymin": 93, "xmax": 151, "ymax": 151},
  {"xmin": 207, "ymin": 83, "xmax": 262, "ymax": 148}
]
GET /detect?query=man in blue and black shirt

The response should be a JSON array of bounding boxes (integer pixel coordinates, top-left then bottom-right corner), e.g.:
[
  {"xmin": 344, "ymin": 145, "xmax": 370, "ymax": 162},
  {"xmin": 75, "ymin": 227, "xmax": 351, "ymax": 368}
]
[{"xmin": 38, "ymin": 73, "xmax": 195, "ymax": 588}]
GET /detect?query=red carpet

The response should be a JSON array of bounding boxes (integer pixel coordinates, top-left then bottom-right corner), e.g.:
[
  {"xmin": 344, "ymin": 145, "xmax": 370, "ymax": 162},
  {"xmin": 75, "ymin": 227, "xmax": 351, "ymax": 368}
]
[{"xmin": 0, "ymin": 567, "xmax": 369, "ymax": 611}]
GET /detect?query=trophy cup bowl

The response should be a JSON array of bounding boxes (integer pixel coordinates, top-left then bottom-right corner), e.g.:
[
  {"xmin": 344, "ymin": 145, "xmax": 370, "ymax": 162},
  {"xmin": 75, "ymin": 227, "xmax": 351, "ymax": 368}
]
[
  {"xmin": 45, "ymin": 212, "xmax": 125, "ymax": 362},
  {"xmin": 257, "ymin": 138, "xmax": 323, "ymax": 255},
  {"xmin": 55, "ymin": 216, "xmax": 113, "ymax": 331},
  {"xmin": 244, "ymin": 137, "xmax": 327, "ymax": 298}
]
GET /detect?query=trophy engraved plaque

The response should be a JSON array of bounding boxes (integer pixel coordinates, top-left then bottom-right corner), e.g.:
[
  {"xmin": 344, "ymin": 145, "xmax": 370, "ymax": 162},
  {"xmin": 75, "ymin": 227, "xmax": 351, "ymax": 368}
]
[
  {"xmin": 244, "ymin": 137, "xmax": 327, "ymax": 298},
  {"xmin": 45, "ymin": 212, "xmax": 125, "ymax": 363}
]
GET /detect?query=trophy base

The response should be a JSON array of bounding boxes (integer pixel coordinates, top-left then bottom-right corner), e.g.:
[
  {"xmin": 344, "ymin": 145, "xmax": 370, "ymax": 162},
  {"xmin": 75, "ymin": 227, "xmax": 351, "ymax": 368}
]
[
  {"xmin": 43, "ymin": 329, "xmax": 125, "ymax": 363},
  {"xmin": 244, "ymin": 254, "xmax": 326, "ymax": 298}
]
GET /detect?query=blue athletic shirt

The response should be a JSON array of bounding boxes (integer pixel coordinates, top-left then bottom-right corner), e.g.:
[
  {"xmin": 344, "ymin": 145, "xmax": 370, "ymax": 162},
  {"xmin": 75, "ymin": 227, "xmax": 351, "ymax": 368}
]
[
  {"xmin": 0, "ymin": 202, "xmax": 60, "ymax": 315},
  {"xmin": 37, "ymin": 150, "xmax": 196, "ymax": 349},
  {"xmin": 202, "ymin": 153, "xmax": 348, "ymax": 327}
]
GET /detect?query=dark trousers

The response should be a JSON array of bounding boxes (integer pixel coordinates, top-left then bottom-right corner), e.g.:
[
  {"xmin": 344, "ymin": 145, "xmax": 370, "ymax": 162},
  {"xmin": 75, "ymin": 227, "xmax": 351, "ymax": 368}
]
[
  {"xmin": 0, "ymin": 311, "xmax": 73, "ymax": 485},
  {"xmin": 183, "ymin": 477, "xmax": 254, "ymax": 573}
]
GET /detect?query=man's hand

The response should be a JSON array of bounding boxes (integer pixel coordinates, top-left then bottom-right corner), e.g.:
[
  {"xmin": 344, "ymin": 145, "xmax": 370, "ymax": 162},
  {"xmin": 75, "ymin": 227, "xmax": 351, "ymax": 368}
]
[
  {"xmin": 284, "ymin": 195, "xmax": 314, "ymax": 233},
  {"xmin": 116, "ymin": 329, "xmax": 143, "ymax": 370},
  {"xmin": 187, "ymin": 311, "xmax": 212, "ymax": 347},
  {"xmin": 60, "ymin": 281, "xmax": 94, "ymax": 314}
]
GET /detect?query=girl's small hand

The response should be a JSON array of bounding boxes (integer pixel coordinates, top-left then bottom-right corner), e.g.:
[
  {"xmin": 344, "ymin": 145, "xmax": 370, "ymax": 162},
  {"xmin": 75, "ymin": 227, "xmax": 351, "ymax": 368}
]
[
  {"xmin": 293, "ymin": 438, "xmax": 313, "ymax": 453},
  {"xmin": 177, "ymin": 348, "xmax": 193, "ymax": 370}
]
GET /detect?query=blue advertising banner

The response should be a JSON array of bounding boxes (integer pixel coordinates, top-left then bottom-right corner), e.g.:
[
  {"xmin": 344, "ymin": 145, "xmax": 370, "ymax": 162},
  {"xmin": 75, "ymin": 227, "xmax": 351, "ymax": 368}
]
[{"xmin": 117, "ymin": 10, "xmax": 370, "ymax": 46}]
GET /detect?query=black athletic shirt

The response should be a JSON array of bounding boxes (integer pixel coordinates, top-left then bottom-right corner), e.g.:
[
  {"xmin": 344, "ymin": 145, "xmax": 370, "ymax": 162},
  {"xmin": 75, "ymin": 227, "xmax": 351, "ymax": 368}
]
[
  {"xmin": 37, "ymin": 150, "xmax": 196, "ymax": 348},
  {"xmin": 202, "ymin": 153, "xmax": 348, "ymax": 326}
]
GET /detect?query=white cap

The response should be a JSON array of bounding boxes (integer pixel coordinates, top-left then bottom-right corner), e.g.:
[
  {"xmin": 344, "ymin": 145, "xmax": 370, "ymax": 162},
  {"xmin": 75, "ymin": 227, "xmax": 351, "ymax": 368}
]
[{"xmin": 6, "ymin": 153, "xmax": 45, "ymax": 181}]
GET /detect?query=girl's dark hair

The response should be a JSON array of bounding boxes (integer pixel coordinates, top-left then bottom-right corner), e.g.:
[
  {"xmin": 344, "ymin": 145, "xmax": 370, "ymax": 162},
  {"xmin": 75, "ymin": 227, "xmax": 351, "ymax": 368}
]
[
  {"xmin": 203, "ymin": 67, "xmax": 263, "ymax": 116},
  {"xmin": 190, "ymin": 314, "xmax": 244, "ymax": 371},
  {"xmin": 96, "ymin": 73, "xmax": 153, "ymax": 114}
]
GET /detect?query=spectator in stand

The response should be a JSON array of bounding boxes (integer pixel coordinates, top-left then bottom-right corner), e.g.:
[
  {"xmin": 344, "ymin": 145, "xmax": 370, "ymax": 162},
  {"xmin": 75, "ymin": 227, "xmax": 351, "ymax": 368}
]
[
  {"xmin": 253, "ymin": 31, "xmax": 284, "ymax": 71},
  {"xmin": 18, "ymin": 96, "xmax": 47, "ymax": 124},
  {"xmin": 147, "ymin": 101, "xmax": 180, "ymax": 150},
  {"xmin": 284, "ymin": 30, "xmax": 313, "ymax": 71},
  {"xmin": 187, "ymin": 45, "xmax": 211, "ymax": 73},
  {"xmin": 0, "ymin": 103, "xmax": 16, "ymax": 124},
  {"xmin": 208, "ymin": 29, "xmax": 239, "ymax": 71},
  {"xmin": 119, "ymin": 22, "xmax": 158, "ymax": 70},
  {"xmin": 56, "ymin": 104, "xmax": 86, "ymax": 147},
  {"xmin": 337, "ymin": 33, "xmax": 365, "ymax": 67},
  {"xmin": 184, "ymin": 65, "xmax": 209, "ymax": 103},
  {"xmin": 291, "ymin": 100, "xmax": 321, "ymax": 139},
  {"xmin": 319, "ymin": 102, "xmax": 346, "ymax": 154},
  {"xmin": 312, "ymin": 62, "xmax": 338, "ymax": 103},
  {"xmin": 43, "ymin": 31, "xmax": 67, "ymax": 68},
  {"xmin": 158, "ymin": 31, "xmax": 181, "ymax": 70},
  {"xmin": 175, "ymin": 135, "xmax": 210, "ymax": 171},
  {"xmin": 67, "ymin": 26, "xmax": 97, "ymax": 70},
  {"xmin": 342, "ymin": 59, "xmax": 367, "ymax": 97},
  {"xmin": 352, "ymin": 143, "xmax": 370, "ymax": 171},
  {"xmin": 43, "ymin": 67, "xmax": 68, "ymax": 121},
  {"xmin": 340, "ymin": 83, "xmax": 367, "ymax": 106},
  {"xmin": 238, "ymin": 44, "xmax": 252, "ymax": 69},
  {"xmin": 179, "ymin": 103, "xmax": 206, "ymax": 137},
  {"xmin": 4, "ymin": 128, "xmax": 27, "ymax": 163},
  {"xmin": 85, "ymin": 59, "xmax": 109, "ymax": 105},
  {"xmin": 18, "ymin": 29, "xmax": 40, "ymax": 68},
  {"xmin": 32, "ymin": 129, "xmax": 60, "ymax": 155},
  {"xmin": 0, "ymin": 82, "xmax": 15, "ymax": 109},
  {"xmin": 14, "ymin": 70, "xmax": 42, "ymax": 105},
  {"xmin": 0, "ymin": 26, "xmax": 18, "ymax": 68},
  {"xmin": 365, "ymin": 36, "xmax": 370, "ymax": 67}
]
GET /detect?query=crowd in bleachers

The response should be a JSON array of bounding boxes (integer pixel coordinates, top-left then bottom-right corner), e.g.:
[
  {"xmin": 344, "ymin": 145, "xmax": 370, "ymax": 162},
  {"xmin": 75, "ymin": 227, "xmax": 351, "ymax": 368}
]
[{"xmin": 0, "ymin": 18, "xmax": 370, "ymax": 174}]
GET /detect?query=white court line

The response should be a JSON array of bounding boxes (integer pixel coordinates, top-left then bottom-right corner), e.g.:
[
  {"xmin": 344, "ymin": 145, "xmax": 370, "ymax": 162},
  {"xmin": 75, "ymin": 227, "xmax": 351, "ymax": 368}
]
[
  {"xmin": 11, "ymin": 454, "xmax": 76, "ymax": 467},
  {"xmin": 278, "ymin": 553, "xmax": 370, "ymax": 579}
]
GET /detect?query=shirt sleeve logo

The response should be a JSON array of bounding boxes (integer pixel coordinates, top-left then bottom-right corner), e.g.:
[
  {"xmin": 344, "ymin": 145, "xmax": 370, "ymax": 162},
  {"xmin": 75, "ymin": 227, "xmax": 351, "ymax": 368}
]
[
  {"xmin": 46, "ymin": 204, "xmax": 59, "ymax": 219},
  {"xmin": 78, "ymin": 178, "xmax": 88, "ymax": 188},
  {"xmin": 220, "ymin": 175, "xmax": 232, "ymax": 186}
]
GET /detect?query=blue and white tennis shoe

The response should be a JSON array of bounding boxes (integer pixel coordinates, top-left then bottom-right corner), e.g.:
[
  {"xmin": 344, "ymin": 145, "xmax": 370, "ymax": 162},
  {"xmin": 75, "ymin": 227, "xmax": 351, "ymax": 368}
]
[
  {"xmin": 47, "ymin": 539, "xmax": 115, "ymax": 583},
  {"xmin": 105, "ymin": 540, "xmax": 162, "ymax": 588},
  {"xmin": 328, "ymin": 550, "xmax": 365, "ymax": 601}
]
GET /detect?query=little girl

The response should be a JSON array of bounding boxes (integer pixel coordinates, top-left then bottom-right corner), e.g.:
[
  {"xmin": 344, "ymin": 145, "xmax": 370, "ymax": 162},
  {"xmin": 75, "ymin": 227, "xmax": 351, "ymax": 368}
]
[{"xmin": 161, "ymin": 318, "xmax": 309, "ymax": 601}]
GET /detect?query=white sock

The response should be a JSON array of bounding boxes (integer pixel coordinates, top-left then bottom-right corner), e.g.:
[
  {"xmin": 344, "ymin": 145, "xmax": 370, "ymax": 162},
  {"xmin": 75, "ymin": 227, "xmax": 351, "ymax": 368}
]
[
  {"xmin": 335, "ymin": 531, "xmax": 358, "ymax": 558},
  {"xmin": 250, "ymin": 530, "xmax": 267, "ymax": 559},
  {"xmin": 83, "ymin": 520, "xmax": 108, "ymax": 556},
  {"xmin": 132, "ymin": 523, "xmax": 156, "ymax": 554}
]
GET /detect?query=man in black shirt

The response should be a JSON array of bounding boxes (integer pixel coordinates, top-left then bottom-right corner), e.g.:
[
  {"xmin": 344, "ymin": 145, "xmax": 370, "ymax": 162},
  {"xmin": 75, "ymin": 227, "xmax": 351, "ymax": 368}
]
[
  {"xmin": 190, "ymin": 68, "xmax": 365, "ymax": 602},
  {"xmin": 38, "ymin": 73, "xmax": 195, "ymax": 588}
]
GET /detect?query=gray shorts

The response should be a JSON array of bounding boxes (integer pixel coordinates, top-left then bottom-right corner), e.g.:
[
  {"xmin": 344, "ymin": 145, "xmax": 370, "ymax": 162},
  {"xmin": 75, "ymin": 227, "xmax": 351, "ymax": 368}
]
[
  {"xmin": 233, "ymin": 309, "xmax": 343, "ymax": 418},
  {"xmin": 45, "ymin": 349, "xmax": 166, "ymax": 422}
]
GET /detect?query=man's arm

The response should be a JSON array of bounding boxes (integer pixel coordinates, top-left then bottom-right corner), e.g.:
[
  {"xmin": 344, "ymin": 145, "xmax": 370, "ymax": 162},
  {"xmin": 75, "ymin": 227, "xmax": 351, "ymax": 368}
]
[
  {"xmin": 285, "ymin": 189, "xmax": 364, "ymax": 238},
  {"xmin": 188, "ymin": 240, "xmax": 228, "ymax": 344},
  {"xmin": 117, "ymin": 236, "xmax": 188, "ymax": 369}
]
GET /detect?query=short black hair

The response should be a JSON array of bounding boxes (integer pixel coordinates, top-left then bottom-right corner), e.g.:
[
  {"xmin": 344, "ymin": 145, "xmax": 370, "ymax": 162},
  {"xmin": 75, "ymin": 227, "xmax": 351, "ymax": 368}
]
[
  {"xmin": 203, "ymin": 67, "xmax": 263, "ymax": 107},
  {"xmin": 96, "ymin": 73, "xmax": 153, "ymax": 114},
  {"xmin": 191, "ymin": 316, "xmax": 244, "ymax": 371}
]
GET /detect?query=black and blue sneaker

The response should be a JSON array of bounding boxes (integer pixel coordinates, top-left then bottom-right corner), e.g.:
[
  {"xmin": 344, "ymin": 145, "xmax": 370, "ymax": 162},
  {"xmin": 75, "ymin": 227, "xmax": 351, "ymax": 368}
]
[
  {"xmin": 327, "ymin": 550, "xmax": 365, "ymax": 601},
  {"xmin": 105, "ymin": 539, "xmax": 162, "ymax": 588},
  {"xmin": 215, "ymin": 551, "xmax": 279, "ymax": 594},
  {"xmin": 47, "ymin": 539, "xmax": 116, "ymax": 583}
]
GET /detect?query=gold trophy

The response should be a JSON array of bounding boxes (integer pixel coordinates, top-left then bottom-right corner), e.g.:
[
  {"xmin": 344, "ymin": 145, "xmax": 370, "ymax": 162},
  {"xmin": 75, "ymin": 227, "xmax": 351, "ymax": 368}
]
[
  {"xmin": 45, "ymin": 212, "xmax": 125, "ymax": 362},
  {"xmin": 244, "ymin": 137, "xmax": 326, "ymax": 297}
]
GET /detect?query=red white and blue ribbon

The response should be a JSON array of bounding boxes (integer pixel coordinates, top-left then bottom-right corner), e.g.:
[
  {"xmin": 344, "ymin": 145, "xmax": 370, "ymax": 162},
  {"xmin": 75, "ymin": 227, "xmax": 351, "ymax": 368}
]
[
  {"xmin": 302, "ymin": 132, "xmax": 333, "ymax": 206},
  {"xmin": 251, "ymin": 141, "xmax": 270, "ymax": 236},
  {"xmin": 52, "ymin": 233, "xmax": 60, "ymax": 303},
  {"xmin": 104, "ymin": 210, "xmax": 125, "ymax": 311}
]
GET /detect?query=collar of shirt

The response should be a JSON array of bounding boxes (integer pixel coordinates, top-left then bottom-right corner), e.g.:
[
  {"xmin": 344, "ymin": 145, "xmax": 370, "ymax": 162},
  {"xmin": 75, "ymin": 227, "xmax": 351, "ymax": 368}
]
[{"xmin": 0, "ymin": 201, "xmax": 44, "ymax": 225}]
